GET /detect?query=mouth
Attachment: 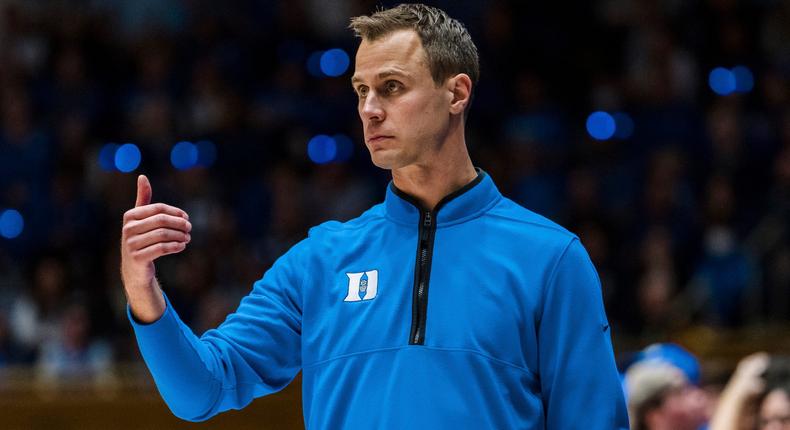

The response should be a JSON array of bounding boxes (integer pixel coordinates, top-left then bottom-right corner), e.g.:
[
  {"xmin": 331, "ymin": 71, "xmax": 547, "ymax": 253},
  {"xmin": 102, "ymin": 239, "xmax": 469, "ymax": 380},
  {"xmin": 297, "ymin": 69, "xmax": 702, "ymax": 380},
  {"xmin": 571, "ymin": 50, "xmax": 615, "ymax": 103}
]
[{"xmin": 367, "ymin": 135, "xmax": 393, "ymax": 144}]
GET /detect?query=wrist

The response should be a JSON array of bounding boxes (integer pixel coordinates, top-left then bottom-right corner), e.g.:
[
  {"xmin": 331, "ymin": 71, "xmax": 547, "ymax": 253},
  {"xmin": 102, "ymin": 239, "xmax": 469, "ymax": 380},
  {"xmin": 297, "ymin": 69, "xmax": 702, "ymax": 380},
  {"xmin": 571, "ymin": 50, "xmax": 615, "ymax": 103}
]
[
  {"xmin": 129, "ymin": 292, "xmax": 166, "ymax": 324},
  {"xmin": 125, "ymin": 277, "xmax": 166, "ymax": 324}
]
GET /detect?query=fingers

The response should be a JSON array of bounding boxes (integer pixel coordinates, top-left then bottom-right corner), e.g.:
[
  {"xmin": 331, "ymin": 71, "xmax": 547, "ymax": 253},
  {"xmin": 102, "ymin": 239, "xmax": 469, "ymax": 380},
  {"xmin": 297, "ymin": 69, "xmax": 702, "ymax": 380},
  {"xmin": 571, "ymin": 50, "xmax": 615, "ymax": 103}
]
[
  {"xmin": 126, "ymin": 227, "xmax": 191, "ymax": 251},
  {"xmin": 130, "ymin": 241, "xmax": 188, "ymax": 263},
  {"xmin": 124, "ymin": 203, "xmax": 189, "ymax": 223},
  {"xmin": 737, "ymin": 352, "xmax": 770, "ymax": 377},
  {"xmin": 123, "ymin": 213, "xmax": 192, "ymax": 238},
  {"xmin": 123, "ymin": 177, "xmax": 191, "ymax": 268},
  {"xmin": 135, "ymin": 175, "xmax": 152, "ymax": 207}
]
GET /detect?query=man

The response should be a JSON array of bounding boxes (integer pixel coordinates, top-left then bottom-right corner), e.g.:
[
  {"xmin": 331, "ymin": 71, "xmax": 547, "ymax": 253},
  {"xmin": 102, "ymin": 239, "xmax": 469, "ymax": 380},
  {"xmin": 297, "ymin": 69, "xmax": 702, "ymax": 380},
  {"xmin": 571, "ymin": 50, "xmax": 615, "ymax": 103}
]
[
  {"xmin": 624, "ymin": 360, "xmax": 709, "ymax": 430},
  {"xmin": 121, "ymin": 4, "xmax": 628, "ymax": 428}
]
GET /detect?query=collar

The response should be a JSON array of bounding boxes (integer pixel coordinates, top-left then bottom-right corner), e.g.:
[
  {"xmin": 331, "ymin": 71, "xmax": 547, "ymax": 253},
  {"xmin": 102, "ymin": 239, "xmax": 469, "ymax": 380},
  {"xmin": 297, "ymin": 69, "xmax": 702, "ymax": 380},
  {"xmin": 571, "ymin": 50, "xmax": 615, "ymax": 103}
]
[{"xmin": 384, "ymin": 169, "xmax": 502, "ymax": 226}]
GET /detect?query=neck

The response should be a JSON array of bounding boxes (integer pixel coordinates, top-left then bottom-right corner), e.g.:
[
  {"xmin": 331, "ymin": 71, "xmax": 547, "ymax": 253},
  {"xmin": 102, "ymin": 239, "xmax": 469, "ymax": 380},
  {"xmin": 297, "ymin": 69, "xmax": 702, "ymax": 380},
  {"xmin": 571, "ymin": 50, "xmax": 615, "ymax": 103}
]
[{"xmin": 391, "ymin": 130, "xmax": 477, "ymax": 210}]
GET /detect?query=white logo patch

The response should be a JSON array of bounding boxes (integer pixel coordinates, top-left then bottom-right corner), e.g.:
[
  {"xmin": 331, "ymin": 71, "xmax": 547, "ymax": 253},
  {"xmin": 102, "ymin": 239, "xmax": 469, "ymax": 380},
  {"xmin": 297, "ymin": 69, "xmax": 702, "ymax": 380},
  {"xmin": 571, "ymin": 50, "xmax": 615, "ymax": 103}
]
[{"xmin": 344, "ymin": 270, "xmax": 379, "ymax": 302}]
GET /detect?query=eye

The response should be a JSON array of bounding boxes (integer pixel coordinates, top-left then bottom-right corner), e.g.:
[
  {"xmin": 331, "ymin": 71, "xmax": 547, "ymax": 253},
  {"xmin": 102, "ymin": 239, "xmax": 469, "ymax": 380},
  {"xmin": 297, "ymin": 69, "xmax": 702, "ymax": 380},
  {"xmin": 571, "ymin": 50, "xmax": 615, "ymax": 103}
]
[
  {"xmin": 355, "ymin": 85, "xmax": 369, "ymax": 98},
  {"xmin": 384, "ymin": 80, "xmax": 402, "ymax": 94}
]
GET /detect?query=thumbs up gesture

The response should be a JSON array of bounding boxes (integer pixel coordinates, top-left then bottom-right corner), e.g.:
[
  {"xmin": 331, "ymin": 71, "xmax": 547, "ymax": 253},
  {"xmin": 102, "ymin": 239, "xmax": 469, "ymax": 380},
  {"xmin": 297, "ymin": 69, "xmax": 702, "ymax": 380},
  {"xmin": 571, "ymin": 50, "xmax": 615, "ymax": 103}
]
[{"xmin": 120, "ymin": 175, "xmax": 191, "ymax": 322}]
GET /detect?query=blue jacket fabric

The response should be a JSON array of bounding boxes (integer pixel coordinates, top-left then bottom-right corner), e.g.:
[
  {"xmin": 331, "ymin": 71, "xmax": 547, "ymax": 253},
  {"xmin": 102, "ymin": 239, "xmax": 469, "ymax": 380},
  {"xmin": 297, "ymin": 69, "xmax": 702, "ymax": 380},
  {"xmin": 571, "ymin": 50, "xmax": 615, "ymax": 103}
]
[{"xmin": 129, "ymin": 171, "xmax": 629, "ymax": 429}]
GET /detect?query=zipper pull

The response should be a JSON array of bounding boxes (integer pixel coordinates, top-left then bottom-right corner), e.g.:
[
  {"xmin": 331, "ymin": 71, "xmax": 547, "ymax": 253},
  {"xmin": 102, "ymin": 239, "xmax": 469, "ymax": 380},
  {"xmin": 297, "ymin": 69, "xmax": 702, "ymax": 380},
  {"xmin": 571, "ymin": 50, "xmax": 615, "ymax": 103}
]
[{"xmin": 423, "ymin": 212, "xmax": 432, "ymax": 228}]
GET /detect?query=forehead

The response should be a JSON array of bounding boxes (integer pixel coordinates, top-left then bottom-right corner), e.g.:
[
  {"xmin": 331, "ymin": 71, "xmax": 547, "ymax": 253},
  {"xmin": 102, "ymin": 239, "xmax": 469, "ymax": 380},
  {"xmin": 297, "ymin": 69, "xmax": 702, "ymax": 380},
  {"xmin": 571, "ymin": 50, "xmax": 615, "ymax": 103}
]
[
  {"xmin": 352, "ymin": 29, "xmax": 429, "ymax": 83},
  {"xmin": 762, "ymin": 390, "xmax": 790, "ymax": 414}
]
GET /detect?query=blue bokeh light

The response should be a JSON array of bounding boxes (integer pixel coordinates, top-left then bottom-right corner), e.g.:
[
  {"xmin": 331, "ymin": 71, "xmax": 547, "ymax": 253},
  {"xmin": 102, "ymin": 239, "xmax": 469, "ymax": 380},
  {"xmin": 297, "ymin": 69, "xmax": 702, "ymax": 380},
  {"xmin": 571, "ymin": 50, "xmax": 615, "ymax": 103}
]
[
  {"xmin": 586, "ymin": 111, "xmax": 616, "ymax": 140},
  {"xmin": 732, "ymin": 65, "xmax": 754, "ymax": 93},
  {"xmin": 709, "ymin": 67, "xmax": 736, "ymax": 96},
  {"xmin": 332, "ymin": 134, "xmax": 354, "ymax": 162},
  {"xmin": 320, "ymin": 49, "xmax": 350, "ymax": 77},
  {"xmin": 99, "ymin": 143, "xmax": 119, "ymax": 171},
  {"xmin": 308, "ymin": 135, "xmax": 337, "ymax": 164},
  {"xmin": 612, "ymin": 112, "xmax": 635, "ymax": 139},
  {"xmin": 306, "ymin": 51, "xmax": 325, "ymax": 78},
  {"xmin": 114, "ymin": 143, "xmax": 141, "ymax": 173},
  {"xmin": 196, "ymin": 140, "xmax": 217, "ymax": 167},
  {"xmin": 171, "ymin": 141, "xmax": 199, "ymax": 170},
  {"xmin": 0, "ymin": 209, "xmax": 24, "ymax": 239}
]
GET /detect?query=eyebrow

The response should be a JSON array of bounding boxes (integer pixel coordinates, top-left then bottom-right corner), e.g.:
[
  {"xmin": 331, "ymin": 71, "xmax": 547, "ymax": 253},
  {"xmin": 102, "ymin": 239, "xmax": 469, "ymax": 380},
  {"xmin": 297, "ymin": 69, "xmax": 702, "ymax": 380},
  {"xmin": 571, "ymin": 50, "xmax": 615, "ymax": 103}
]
[{"xmin": 351, "ymin": 69, "xmax": 410, "ymax": 86}]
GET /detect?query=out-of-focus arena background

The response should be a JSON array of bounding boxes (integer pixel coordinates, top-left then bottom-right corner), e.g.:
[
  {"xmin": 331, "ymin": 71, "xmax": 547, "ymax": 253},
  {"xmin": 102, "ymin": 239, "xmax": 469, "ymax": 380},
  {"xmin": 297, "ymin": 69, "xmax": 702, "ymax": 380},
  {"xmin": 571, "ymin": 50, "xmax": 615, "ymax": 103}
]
[{"xmin": 0, "ymin": 0, "xmax": 788, "ymax": 428}]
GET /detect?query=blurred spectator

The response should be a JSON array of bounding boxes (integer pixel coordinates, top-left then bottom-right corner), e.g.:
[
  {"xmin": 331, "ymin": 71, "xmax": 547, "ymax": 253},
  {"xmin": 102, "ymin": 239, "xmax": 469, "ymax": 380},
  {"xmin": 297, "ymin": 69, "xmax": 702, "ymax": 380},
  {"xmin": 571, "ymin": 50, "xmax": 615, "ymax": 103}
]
[
  {"xmin": 184, "ymin": 55, "xmax": 234, "ymax": 135},
  {"xmin": 0, "ymin": 309, "xmax": 29, "ymax": 366},
  {"xmin": 759, "ymin": 385, "xmax": 790, "ymax": 430},
  {"xmin": 630, "ymin": 227, "xmax": 683, "ymax": 336},
  {"xmin": 0, "ymin": 86, "xmax": 51, "ymax": 191},
  {"xmin": 710, "ymin": 353, "xmax": 790, "ymax": 430},
  {"xmin": 637, "ymin": 267, "xmax": 675, "ymax": 334},
  {"xmin": 685, "ymin": 175, "xmax": 756, "ymax": 327},
  {"xmin": 9, "ymin": 255, "xmax": 68, "ymax": 354},
  {"xmin": 625, "ymin": 343, "xmax": 710, "ymax": 430},
  {"xmin": 625, "ymin": 360, "xmax": 709, "ymax": 430},
  {"xmin": 35, "ymin": 299, "xmax": 112, "ymax": 385}
]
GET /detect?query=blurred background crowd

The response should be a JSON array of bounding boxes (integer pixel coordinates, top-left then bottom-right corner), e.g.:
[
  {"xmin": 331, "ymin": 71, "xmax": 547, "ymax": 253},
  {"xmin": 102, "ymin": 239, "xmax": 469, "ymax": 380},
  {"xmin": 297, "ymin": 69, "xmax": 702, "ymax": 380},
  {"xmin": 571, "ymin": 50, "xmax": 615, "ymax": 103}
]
[{"xmin": 0, "ymin": 0, "xmax": 788, "ymax": 428}]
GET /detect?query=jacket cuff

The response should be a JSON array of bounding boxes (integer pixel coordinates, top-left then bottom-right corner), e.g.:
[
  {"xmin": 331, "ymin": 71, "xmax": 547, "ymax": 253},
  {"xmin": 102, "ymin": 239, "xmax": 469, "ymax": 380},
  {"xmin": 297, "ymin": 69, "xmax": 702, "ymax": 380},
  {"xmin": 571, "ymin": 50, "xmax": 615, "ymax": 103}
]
[{"xmin": 127, "ymin": 291, "xmax": 172, "ymax": 328}]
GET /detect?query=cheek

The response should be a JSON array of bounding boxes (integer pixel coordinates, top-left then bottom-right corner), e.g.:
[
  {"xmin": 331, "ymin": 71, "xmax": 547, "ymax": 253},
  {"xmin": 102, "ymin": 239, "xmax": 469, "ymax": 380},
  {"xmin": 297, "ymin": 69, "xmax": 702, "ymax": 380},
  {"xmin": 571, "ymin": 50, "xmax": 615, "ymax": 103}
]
[
  {"xmin": 357, "ymin": 103, "xmax": 367, "ymax": 122},
  {"xmin": 403, "ymin": 93, "xmax": 448, "ymax": 133},
  {"xmin": 664, "ymin": 395, "xmax": 693, "ymax": 416}
]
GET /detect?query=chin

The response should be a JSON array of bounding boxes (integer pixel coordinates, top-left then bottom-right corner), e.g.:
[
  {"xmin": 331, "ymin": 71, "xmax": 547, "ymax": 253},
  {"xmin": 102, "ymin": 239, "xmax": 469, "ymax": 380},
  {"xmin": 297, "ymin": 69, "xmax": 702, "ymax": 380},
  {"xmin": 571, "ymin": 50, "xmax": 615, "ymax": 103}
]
[
  {"xmin": 368, "ymin": 150, "xmax": 399, "ymax": 170},
  {"xmin": 370, "ymin": 158, "xmax": 395, "ymax": 170}
]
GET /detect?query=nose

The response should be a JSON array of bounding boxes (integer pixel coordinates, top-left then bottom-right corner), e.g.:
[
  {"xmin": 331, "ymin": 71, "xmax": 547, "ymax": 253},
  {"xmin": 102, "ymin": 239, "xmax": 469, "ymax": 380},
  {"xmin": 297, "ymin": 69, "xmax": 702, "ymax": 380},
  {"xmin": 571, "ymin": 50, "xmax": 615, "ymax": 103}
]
[{"xmin": 360, "ymin": 92, "xmax": 385, "ymax": 123}]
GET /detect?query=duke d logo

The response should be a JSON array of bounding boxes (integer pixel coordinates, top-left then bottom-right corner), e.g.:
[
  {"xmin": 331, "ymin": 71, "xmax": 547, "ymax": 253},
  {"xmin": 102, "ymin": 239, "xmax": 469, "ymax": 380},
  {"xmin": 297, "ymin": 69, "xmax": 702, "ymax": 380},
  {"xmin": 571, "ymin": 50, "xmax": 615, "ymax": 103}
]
[{"xmin": 344, "ymin": 270, "xmax": 379, "ymax": 302}]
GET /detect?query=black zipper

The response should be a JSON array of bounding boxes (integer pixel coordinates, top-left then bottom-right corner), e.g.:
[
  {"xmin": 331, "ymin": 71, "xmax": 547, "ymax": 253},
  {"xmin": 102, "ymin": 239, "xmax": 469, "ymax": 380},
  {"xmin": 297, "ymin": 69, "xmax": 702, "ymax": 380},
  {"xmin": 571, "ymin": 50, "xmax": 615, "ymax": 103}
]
[
  {"xmin": 409, "ymin": 210, "xmax": 436, "ymax": 345},
  {"xmin": 394, "ymin": 169, "xmax": 485, "ymax": 346}
]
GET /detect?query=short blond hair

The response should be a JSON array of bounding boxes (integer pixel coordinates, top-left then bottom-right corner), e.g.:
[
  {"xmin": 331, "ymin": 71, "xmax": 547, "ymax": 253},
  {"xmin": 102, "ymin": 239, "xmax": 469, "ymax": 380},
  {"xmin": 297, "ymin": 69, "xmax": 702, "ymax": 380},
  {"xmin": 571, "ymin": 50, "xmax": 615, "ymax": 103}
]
[{"xmin": 349, "ymin": 3, "xmax": 479, "ymax": 89}]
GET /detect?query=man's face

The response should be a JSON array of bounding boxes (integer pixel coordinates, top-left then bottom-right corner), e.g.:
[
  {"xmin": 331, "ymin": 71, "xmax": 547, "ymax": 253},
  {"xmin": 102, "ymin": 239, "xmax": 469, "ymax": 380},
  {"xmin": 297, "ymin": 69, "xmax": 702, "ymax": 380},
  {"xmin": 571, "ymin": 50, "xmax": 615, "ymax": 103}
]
[
  {"xmin": 352, "ymin": 29, "xmax": 452, "ymax": 170},
  {"xmin": 651, "ymin": 385, "xmax": 709, "ymax": 430},
  {"xmin": 760, "ymin": 389, "xmax": 790, "ymax": 430}
]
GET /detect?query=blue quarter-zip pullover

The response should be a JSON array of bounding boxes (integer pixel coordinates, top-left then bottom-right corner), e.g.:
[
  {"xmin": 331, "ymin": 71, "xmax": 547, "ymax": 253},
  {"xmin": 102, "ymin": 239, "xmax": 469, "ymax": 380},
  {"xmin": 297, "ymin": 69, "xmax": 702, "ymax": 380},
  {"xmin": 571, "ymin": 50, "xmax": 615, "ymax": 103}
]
[{"xmin": 130, "ymin": 171, "xmax": 629, "ymax": 429}]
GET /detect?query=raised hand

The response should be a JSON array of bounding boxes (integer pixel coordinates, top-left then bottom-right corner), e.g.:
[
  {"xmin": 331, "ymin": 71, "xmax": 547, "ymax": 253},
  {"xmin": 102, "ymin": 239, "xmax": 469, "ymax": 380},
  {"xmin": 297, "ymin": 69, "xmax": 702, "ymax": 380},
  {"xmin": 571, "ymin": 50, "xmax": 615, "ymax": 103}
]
[
  {"xmin": 120, "ymin": 175, "xmax": 191, "ymax": 322},
  {"xmin": 709, "ymin": 352, "xmax": 771, "ymax": 430}
]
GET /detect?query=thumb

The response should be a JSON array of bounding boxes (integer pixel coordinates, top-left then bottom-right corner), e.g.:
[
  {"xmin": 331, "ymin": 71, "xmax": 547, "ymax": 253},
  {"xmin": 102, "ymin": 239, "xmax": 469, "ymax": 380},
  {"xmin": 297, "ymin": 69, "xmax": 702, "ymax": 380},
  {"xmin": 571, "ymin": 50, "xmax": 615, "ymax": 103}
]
[{"xmin": 135, "ymin": 174, "xmax": 152, "ymax": 207}]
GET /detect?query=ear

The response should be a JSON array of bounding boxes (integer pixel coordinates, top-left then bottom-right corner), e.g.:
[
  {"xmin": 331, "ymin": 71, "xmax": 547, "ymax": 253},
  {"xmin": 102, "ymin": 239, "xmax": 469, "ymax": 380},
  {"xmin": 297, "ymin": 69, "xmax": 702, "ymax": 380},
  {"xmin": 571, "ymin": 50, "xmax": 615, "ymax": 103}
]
[{"xmin": 447, "ymin": 73, "xmax": 472, "ymax": 116}]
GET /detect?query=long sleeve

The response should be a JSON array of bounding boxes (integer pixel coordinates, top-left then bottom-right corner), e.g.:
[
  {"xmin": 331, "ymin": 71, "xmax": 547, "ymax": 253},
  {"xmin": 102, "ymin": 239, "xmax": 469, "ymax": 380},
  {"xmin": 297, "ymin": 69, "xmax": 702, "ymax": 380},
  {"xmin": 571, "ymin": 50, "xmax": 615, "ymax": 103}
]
[
  {"xmin": 129, "ymin": 238, "xmax": 309, "ymax": 422},
  {"xmin": 538, "ymin": 238, "xmax": 629, "ymax": 429}
]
